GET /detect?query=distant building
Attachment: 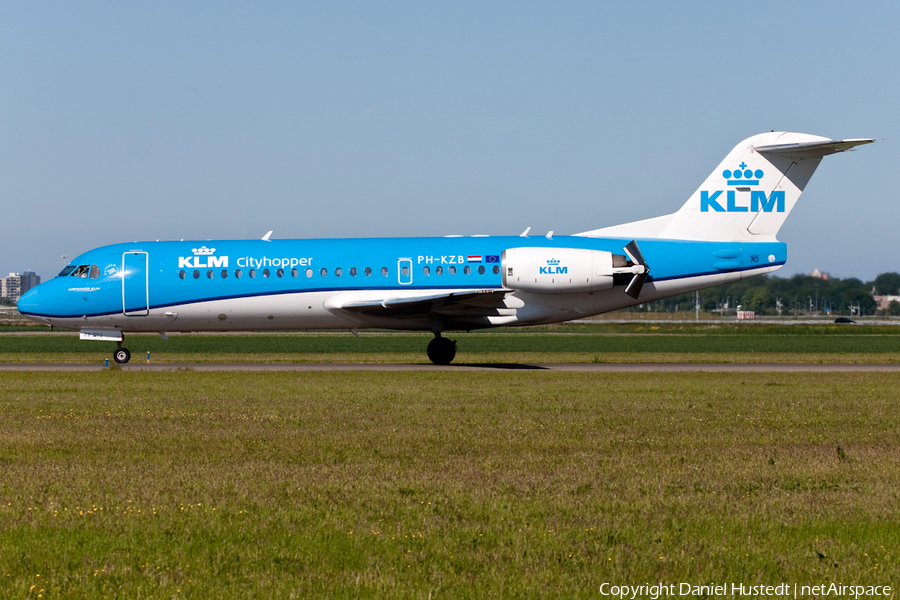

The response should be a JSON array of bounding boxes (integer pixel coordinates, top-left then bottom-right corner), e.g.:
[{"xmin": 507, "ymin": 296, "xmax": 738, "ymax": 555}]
[
  {"xmin": 873, "ymin": 293, "xmax": 900, "ymax": 311},
  {"xmin": 1, "ymin": 271, "xmax": 41, "ymax": 302},
  {"xmin": 810, "ymin": 269, "xmax": 831, "ymax": 280}
]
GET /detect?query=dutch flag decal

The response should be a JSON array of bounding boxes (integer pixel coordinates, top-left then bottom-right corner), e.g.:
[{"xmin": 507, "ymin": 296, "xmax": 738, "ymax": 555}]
[{"xmin": 467, "ymin": 255, "xmax": 482, "ymax": 263}]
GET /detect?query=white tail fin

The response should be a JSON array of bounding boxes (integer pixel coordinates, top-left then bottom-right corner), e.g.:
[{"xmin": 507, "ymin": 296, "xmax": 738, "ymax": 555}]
[{"xmin": 579, "ymin": 132, "xmax": 873, "ymax": 242}]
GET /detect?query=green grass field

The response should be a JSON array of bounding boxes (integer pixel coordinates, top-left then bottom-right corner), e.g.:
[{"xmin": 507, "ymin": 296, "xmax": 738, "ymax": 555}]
[
  {"xmin": 2, "ymin": 323, "xmax": 900, "ymax": 364},
  {"xmin": 1, "ymin": 371, "xmax": 897, "ymax": 598}
]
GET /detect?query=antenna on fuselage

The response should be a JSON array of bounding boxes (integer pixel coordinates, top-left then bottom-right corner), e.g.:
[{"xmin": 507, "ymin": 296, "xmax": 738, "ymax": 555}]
[
  {"xmin": 262, "ymin": 231, "xmax": 273, "ymax": 242},
  {"xmin": 520, "ymin": 227, "xmax": 531, "ymax": 237}
]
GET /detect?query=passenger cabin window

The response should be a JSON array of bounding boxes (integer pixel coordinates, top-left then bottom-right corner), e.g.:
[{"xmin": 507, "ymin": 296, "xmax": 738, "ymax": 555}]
[
  {"xmin": 179, "ymin": 270, "xmax": 186, "ymax": 280},
  {"xmin": 235, "ymin": 269, "xmax": 242, "ymax": 279},
  {"xmin": 492, "ymin": 265, "xmax": 500, "ymax": 275},
  {"xmin": 423, "ymin": 266, "xmax": 430, "ymax": 276},
  {"xmin": 477, "ymin": 265, "xmax": 485, "ymax": 275},
  {"xmin": 449, "ymin": 266, "xmax": 457, "ymax": 275},
  {"xmin": 291, "ymin": 268, "xmax": 298, "ymax": 277},
  {"xmin": 463, "ymin": 266, "xmax": 471, "ymax": 275},
  {"xmin": 350, "ymin": 267, "xmax": 357, "ymax": 277},
  {"xmin": 263, "ymin": 269, "xmax": 270, "ymax": 278},
  {"xmin": 249, "ymin": 269, "xmax": 256, "ymax": 278},
  {"xmin": 221, "ymin": 269, "xmax": 228, "ymax": 279},
  {"xmin": 193, "ymin": 270, "xmax": 200, "ymax": 279},
  {"xmin": 306, "ymin": 268, "xmax": 313, "ymax": 278},
  {"xmin": 381, "ymin": 267, "xmax": 388, "ymax": 276},
  {"xmin": 401, "ymin": 266, "xmax": 409, "ymax": 277},
  {"xmin": 207, "ymin": 270, "xmax": 214, "ymax": 279},
  {"xmin": 335, "ymin": 268, "xmax": 342, "ymax": 277},
  {"xmin": 320, "ymin": 268, "xmax": 328, "ymax": 277},
  {"xmin": 364, "ymin": 267, "xmax": 372, "ymax": 277},
  {"xmin": 436, "ymin": 266, "xmax": 443, "ymax": 275},
  {"xmin": 276, "ymin": 268, "xmax": 284, "ymax": 278}
]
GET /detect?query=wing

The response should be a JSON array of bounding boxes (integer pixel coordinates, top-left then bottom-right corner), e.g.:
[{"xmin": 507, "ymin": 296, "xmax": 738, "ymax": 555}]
[{"xmin": 338, "ymin": 289, "xmax": 514, "ymax": 319}]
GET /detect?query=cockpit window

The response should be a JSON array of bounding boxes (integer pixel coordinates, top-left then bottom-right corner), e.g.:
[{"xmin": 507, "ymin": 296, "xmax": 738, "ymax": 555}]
[{"xmin": 66, "ymin": 264, "xmax": 101, "ymax": 278}]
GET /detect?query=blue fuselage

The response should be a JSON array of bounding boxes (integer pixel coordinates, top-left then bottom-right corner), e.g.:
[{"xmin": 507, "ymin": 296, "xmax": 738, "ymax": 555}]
[{"xmin": 18, "ymin": 235, "xmax": 786, "ymax": 332}]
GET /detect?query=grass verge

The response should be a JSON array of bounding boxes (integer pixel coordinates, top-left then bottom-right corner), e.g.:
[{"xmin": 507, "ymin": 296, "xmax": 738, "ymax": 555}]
[
  {"xmin": 0, "ymin": 372, "xmax": 897, "ymax": 597},
  {"xmin": 2, "ymin": 330, "xmax": 900, "ymax": 363}
]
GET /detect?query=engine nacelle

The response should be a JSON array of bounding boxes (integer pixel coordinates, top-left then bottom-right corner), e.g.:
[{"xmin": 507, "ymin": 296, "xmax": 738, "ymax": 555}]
[{"xmin": 502, "ymin": 247, "xmax": 619, "ymax": 293}]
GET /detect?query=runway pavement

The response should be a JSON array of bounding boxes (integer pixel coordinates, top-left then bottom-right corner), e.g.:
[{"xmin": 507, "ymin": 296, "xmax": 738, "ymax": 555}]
[{"xmin": 2, "ymin": 362, "xmax": 900, "ymax": 372}]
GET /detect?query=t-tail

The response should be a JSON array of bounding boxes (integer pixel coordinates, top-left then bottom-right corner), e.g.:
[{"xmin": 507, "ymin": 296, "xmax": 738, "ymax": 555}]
[{"xmin": 578, "ymin": 132, "xmax": 874, "ymax": 242}]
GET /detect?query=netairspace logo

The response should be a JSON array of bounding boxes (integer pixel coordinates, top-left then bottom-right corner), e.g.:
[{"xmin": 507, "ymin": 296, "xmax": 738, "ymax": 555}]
[
  {"xmin": 598, "ymin": 582, "xmax": 892, "ymax": 599},
  {"xmin": 700, "ymin": 163, "xmax": 785, "ymax": 213}
]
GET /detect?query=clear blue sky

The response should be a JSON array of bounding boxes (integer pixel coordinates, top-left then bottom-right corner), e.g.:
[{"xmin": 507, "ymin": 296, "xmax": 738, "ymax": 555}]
[{"xmin": 2, "ymin": 2, "xmax": 896, "ymax": 282}]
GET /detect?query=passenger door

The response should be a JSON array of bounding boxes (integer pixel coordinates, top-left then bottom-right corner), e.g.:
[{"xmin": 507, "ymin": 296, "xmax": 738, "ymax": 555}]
[{"xmin": 122, "ymin": 252, "xmax": 149, "ymax": 316}]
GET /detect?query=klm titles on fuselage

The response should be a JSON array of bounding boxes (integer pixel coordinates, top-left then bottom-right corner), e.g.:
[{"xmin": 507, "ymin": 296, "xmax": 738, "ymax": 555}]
[
  {"xmin": 700, "ymin": 165, "xmax": 786, "ymax": 213},
  {"xmin": 179, "ymin": 256, "xmax": 317, "ymax": 269},
  {"xmin": 178, "ymin": 255, "xmax": 229, "ymax": 269},
  {"xmin": 177, "ymin": 247, "xmax": 314, "ymax": 270}
]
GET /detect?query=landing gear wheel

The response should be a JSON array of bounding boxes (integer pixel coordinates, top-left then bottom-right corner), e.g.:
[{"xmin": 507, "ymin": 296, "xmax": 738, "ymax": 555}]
[
  {"xmin": 114, "ymin": 348, "xmax": 131, "ymax": 364},
  {"xmin": 427, "ymin": 337, "xmax": 457, "ymax": 365}
]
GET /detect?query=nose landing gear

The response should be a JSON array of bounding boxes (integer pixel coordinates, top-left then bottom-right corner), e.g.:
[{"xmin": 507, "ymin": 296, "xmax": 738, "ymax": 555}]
[
  {"xmin": 426, "ymin": 333, "xmax": 457, "ymax": 365},
  {"xmin": 114, "ymin": 343, "xmax": 131, "ymax": 364}
]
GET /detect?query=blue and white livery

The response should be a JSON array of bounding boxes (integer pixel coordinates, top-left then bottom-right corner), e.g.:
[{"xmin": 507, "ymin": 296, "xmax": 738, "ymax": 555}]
[{"xmin": 18, "ymin": 132, "xmax": 873, "ymax": 364}]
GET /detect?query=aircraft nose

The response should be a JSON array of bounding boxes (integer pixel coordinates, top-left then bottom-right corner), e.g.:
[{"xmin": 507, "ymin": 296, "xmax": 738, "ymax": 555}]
[{"xmin": 17, "ymin": 286, "xmax": 41, "ymax": 315}]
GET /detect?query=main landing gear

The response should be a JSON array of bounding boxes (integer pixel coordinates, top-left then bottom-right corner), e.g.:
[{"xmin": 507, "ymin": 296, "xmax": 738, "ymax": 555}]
[
  {"xmin": 114, "ymin": 343, "xmax": 131, "ymax": 364},
  {"xmin": 426, "ymin": 333, "xmax": 457, "ymax": 365}
]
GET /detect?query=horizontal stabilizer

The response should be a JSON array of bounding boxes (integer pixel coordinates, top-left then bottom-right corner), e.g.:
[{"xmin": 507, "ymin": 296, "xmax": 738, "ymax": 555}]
[{"xmin": 755, "ymin": 138, "xmax": 874, "ymax": 159}]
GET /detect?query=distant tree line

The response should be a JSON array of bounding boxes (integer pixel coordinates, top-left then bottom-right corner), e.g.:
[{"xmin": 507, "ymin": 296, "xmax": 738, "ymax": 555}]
[{"xmin": 626, "ymin": 272, "xmax": 900, "ymax": 316}]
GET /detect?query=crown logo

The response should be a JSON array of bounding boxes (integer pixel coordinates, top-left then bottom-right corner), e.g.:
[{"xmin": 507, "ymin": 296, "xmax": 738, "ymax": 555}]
[
  {"xmin": 547, "ymin": 258, "xmax": 560, "ymax": 265},
  {"xmin": 192, "ymin": 246, "xmax": 216, "ymax": 255},
  {"xmin": 722, "ymin": 162, "xmax": 763, "ymax": 186}
]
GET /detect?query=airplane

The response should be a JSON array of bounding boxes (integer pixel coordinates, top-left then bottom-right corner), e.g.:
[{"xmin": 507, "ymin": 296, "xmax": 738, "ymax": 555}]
[{"xmin": 17, "ymin": 132, "xmax": 873, "ymax": 365}]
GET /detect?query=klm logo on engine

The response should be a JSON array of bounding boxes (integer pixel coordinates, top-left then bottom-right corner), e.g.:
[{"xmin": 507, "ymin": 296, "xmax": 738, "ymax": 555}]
[
  {"xmin": 700, "ymin": 163, "xmax": 785, "ymax": 213},
  {"xmin": 178, "ymin": 246, "xmax": 229, "ymax": 269},
  {"xmin": 539, "ymin": 258, "xmax": 567, "ymax": 274}
]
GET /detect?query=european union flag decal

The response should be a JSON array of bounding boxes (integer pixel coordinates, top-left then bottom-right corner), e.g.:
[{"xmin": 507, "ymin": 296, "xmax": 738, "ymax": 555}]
[{"xmin": 486, "ymin": 255, "xmax": 500, "ymax": 263}]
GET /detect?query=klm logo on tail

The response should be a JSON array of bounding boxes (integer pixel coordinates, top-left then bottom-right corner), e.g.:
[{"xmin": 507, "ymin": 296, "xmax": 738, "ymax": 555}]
[{"xmin": 701, "ymin": 163, "xmax": 784, "ymax": 213}]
